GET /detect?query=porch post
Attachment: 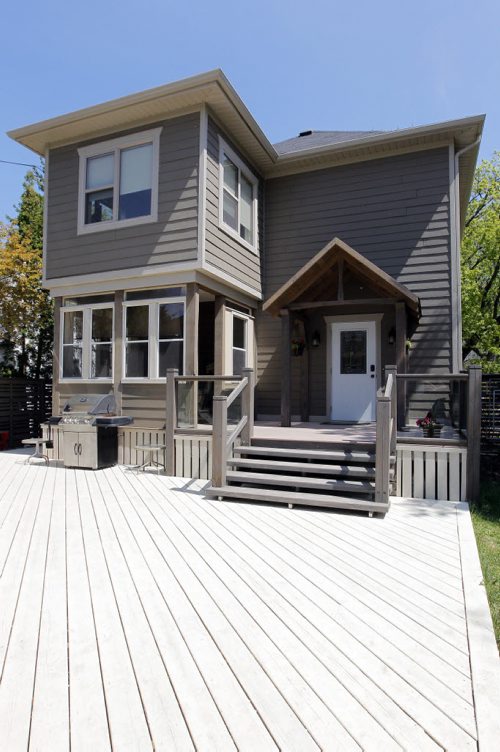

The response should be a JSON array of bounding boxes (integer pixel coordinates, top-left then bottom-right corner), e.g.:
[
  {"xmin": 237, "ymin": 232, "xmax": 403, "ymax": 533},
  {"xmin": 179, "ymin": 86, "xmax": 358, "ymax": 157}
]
[
  {"xmin": 466, "ymin": 365, "xmax": 482, "ymax": 503},
  {"xmin": 214, "ymin": 295, "xmax": 225, "ymax": 396},
  {"xmin": 52, "ymin": 298, "xmax": 61, "ymax": 414},
  {"xmin": 113, "ymin": 291, "xmax": 124, "ymax": 415},
  {"xmin": 395, "ymin": 302, "xmax": 407, "ymax": 429},
  {"xmin": 280, "ymin": 309, "xmax": 291, "ymax": 427},
  {"xmin": 165, "ymin": 368, "xmax": 178, "ymax": 476},
  {"xmin": 385, "ymin": 365, "xmax": 397, "ymax": 456},
  {"xmin": 184, "ymin": 283, "xmax": 199, "ymax": 426},
  {"xmin": 241, "ymin": 367, "xmax": 254, "ymax": 445}
]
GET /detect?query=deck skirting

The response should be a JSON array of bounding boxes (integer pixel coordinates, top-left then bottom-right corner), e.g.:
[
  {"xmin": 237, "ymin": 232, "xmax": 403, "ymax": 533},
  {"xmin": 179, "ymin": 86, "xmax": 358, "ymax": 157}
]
[{"xmin": 396, "ymin": 443, "xmax": 467, "ymax": 501}]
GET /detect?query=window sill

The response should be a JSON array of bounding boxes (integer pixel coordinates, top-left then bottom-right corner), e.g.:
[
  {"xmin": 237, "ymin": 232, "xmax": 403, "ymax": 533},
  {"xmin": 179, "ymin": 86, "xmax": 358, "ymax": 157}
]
[
  {"xmin": 219, "ymin": 222, "xmax": 259, "ymax": 256},
  {"xmin": 59, "ymin": 378, "xmax": 113, "ymax": 384},
  {"xmin": 122, "ymin": 378, "xmax": 167, "ymax": 384},
  {"xmin": 77, "ymin": 213, "xmax": 158, "ymax": 236}
]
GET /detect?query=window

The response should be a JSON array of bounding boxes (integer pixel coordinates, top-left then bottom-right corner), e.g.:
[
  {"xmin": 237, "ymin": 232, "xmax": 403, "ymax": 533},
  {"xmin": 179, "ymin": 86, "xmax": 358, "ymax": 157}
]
[
  {"xmin": 219, "ymin": 138, "xmax": 258, "ymax": 252},
  {"xmin": 232, "ymin": 315, "xmax": 247, "ymax": 376},
  {"xmin": 124, "ymin": 290, "xmax": 185, "ymax": 380},
  {"xmin": 61, "ymin": 300, "xmax": 113, "ymax": 380},
  {"xmin": 78, "ymin": 128, "xmax": 161, "ymax": 234},
  {"xmin": 224, "ymin": 308, "xmax": 253, "ymax": 376}
]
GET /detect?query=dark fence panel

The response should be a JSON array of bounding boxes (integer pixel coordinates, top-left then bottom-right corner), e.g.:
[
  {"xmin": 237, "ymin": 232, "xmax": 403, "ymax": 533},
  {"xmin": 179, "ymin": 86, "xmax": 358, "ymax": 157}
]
[
  {"xmin": 480, "ymin": 374, "xmax": 500, "ymax": 481},
  {"xmin": 0, "ymin": 379, "xmax": 52, "ymax": 449}
]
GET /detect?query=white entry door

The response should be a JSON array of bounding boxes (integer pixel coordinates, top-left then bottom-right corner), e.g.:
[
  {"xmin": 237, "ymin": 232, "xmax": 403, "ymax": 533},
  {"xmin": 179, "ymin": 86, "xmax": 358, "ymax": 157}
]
[{"xmin": 330, "ymin": 320, "xmax": 377, "ymax": 422}]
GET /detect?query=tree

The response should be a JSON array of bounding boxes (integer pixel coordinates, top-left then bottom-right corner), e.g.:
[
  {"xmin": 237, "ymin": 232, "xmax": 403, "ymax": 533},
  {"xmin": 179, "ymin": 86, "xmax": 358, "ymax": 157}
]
[
  {"xmin": 0, "ymin": 165, "xmax": 53, "ymax": 379},
  {"xmin": 461, "ymin": 153, "xmax": 500, "ymax": 371}
]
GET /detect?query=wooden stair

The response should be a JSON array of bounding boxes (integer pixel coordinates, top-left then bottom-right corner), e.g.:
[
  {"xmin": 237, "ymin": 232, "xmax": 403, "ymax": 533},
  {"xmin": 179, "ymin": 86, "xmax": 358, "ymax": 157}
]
[{"xmin": 207, "ymin": 438, "xmax": 393, "ymax": 515}]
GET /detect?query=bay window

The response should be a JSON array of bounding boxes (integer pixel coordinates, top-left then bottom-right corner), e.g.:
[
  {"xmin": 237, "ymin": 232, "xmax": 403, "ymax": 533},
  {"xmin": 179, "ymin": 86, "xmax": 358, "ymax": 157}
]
[
  {"xmin": 61, "ymin": 298, "xmax": 113, "ymax": 380},
  {"xmin": 78, "ymin": 128, "xmax": 161, "ymax": 234},
  {"xmin": 219, "ymin": 138, "xmax": 258, "ymax": 252},
  {"xmin": 124, "ymin": 289, "xmax": 185, "ymax": 380}
]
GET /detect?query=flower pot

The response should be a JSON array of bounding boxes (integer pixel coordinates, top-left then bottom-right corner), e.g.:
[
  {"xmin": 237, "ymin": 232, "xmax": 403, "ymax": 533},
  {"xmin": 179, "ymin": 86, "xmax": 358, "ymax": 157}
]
[{"xmin": 422, "ymin": 424, "xmax": 442, "ymax": 438}]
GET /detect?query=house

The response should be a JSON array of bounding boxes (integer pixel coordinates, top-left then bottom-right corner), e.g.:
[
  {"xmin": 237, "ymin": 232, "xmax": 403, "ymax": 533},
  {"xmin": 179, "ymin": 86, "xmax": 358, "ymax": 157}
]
[{"xmin": 8, "ymin": 70, "xmax": 484, "ymax": 511}]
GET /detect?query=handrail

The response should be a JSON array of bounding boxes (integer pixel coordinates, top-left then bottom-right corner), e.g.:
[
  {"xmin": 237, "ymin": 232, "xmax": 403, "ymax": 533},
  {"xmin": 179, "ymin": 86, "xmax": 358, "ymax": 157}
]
[
  {"xmin": 226, "ymin": 377, "xmax": 248, "ymax": 408},
  {"xmin": 226, "ymin": 415, "xmax": 248, "ymax": 450},
  {"xmin": 174, "ymin": 374, "xmax": 243, "ymax": 382}
]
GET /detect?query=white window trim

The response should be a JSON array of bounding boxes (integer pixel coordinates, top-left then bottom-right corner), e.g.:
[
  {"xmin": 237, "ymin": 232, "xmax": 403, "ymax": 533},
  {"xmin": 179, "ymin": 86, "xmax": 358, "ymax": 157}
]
[
  {"xmin": 218, "ymin": 137, "xmax": 259, "ymax": 255},
  {"xmin": 122, "ymin": 296, "xmax": 185, "ymax": 382},
  {"xmin": 77, "ymin": 127, "xmax": 162, "ymax": 235},
  {"xmin": 60, "ymin": 302, "xmax": 114, "ymax": 382},
  {"xmin": 224, "ymin": 308, "xmax": 254, "ymax": 375}
]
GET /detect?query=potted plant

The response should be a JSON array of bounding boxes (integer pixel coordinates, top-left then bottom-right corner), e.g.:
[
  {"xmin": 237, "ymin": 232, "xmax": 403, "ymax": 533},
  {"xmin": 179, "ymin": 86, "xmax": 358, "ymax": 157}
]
[
  {"xmin": 291, "ymin": 337, "xmax": 305, "ymax": 356},
  {"xmin": 416, "ymin": 411, "xmax": 442, "ymax": 438}
]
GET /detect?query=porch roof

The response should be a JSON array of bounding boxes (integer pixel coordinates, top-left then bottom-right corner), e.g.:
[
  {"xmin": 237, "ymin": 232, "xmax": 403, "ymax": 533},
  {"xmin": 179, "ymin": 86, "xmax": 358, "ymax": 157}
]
[{"xmin": 263, "ymin": 237, "xmax": 421, "ymax": 317}]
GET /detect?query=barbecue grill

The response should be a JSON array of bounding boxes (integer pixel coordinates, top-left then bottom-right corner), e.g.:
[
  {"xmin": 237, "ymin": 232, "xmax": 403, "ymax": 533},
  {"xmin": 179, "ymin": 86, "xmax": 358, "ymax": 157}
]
[{"xmin": 56, "ymin": 394, "xmax": 132, "ymax": 469}]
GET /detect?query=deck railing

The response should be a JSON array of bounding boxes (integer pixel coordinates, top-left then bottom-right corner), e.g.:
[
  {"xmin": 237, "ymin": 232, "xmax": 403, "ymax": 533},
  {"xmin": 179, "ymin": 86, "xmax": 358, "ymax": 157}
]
[
  {"xmin": 378, "ymin": 365, "xmax": 482, "ymax": 503},
  {"xmin": 165, "ymin": 368, "xmax": 255, "ymax": 481}
]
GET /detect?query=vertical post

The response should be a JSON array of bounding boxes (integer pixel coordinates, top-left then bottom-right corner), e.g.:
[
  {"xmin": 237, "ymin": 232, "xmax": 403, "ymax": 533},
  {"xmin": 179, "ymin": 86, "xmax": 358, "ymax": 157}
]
[
  {"xmin": 466, "ymin": 365, "xmax": 482, "ymax": 503},
  {"xmin": 337, "ymin": 258, "xmax": 344, "ymax": 300},
  {"xmin": 298, "ymin": 316, "xmax": 309, "ymax": 422},
  {"xmin": 165, "ymin": 368, "xmax": 178, "ymax": 476},
  {"xmin": 114, "ymin": 291, "xmax": 124, "ymax": 415},
  {"xmin": 395, "ymin": 302, "xmax": 407, "ymax": 429},
  {"xmin": 241, "ymin": 368, "xmax": 254, "ymax": 445},
  {"xmin": 52, "ymin": 297, "xmax": 62, "ymax": 415},
  {"xmin": 375, "ymin": 394, "xmax": 391, "ymax": 505},
  {"xmin": 212, "ymin": 395, "xmax": 228, "ymax": 487},
  {"xmin": 281, "ymin": 309, "xmax": 291, "ymax": 427},
  {"xmin": 385, "ymin": 365, "xmax": 397, "ymax": 456},
  {"xmin": 185, "ymin": 283, "xmax": 199, "ymax": 427},
  {"xmin": 213, "ymin": 295, "xmax": 225, "ymax": 396}
]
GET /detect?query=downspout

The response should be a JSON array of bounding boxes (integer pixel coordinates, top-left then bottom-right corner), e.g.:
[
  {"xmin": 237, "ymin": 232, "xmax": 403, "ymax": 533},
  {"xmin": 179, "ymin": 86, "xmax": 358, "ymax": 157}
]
[{"xmin": 450, "ymin": 137, "xmax": 481, "ymax": 371}]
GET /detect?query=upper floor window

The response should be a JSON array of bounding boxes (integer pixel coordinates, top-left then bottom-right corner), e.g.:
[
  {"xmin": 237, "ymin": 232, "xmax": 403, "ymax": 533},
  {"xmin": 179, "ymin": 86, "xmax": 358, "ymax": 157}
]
[
  {"xmin": 61, "ymin": 297, "xmax": 114, "ymax": 380},
  {"xmin": 218, "ymin": 138, "xmax": 258, "ymax": 253},
  {"xmin": 77, "ymin": 128, "xmax": 161, "ymax": 235}
]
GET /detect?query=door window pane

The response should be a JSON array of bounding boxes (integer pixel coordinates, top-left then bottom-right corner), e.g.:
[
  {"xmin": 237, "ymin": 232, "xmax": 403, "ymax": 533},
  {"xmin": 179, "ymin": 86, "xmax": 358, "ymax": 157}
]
[
  {"xmin": 126, "ymin": 305, "xmax": 149, "ymax": 340},
  {"xmin": 159, "ymin": 303, "xmax": 184, "ymax": 339},
  {"xmin": 340, "ymin": 330, "xmax": 367, "ymax": 374},
  {"xmin": 86, "ymin": 154, "xmax": 114, "ymax": 190},
  {"xmin": 159, "ymin": 341, "xmax": 183, "ymax": 375},
  {"xmin": 233, "ymin": 316, "xmax": 245, "ymax": 349},
  {"xmin": 85, "ymin": 188, "xmax": 113, "ymax": 224},
  {"xmin": 223, "ymin": 190, "xmax": 238, "ymax": 230},
  {"xmin": 240, "ymin": 174, "xmax": 253, "ymax": 243},
  {"xmin": 119, "ymin": 143, "xmax": 153, "ymax": 219},
  {"xmin": 126, "ymin": 343, "xmax": 149, "ymax": 378}
]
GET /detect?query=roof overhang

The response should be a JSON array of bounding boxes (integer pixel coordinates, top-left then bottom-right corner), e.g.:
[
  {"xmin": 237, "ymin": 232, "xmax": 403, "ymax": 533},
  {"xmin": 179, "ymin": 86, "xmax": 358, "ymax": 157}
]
[
  {"xmin": 263, "ymin": 237, "xmax": 421, "ymax": 318},
  {"xmin": 7, "ymin": 70, "xmax": 484, "ymax": 227}
]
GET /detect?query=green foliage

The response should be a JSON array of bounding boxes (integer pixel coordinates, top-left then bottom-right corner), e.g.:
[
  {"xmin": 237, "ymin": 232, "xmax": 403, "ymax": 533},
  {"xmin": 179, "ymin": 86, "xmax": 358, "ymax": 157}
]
[
  {"xmin": 0, "ymin": 163, "xmax": 53, "ymax": 379},
  {"xmin": 461, "ymin": 153, "xmax": 500, "ymax": 371},
  {"xmin": 471, "ymin": 480, "xmax": 500, "ymax": 651}
]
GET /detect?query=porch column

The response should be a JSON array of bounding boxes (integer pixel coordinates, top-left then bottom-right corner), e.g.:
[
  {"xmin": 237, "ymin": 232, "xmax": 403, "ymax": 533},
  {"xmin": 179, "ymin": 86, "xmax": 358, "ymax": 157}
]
[
  {"xmin": 280, "ymin": 309, "xmax": 291, "ymax": 427},
  {"xmin": 214, "ymin": 295, "xmax": 225, "ymax": 395},
  {"xmin": 52, "ymin": 298, "xmax": 61, "ymax": 414},
  {"xmin": 184, "ymin": 283, "xmax": 199, "ymax": 426},
  {"xmin": 395, "ymin": 302, "xmax": 407, "ymax": 429},
  {"xmin": 113, "ymin": 291, "xmax": 124, "ymax": 415}
]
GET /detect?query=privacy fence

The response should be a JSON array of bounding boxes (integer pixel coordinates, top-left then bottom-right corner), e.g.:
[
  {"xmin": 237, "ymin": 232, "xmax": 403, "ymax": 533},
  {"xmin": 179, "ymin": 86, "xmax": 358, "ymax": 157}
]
[
  {"xmin": 0, "ymin": 379, "xmax": 52, "ymax": 449},
  {"xmin": 481, "ymin": 373, "xmax": 500, "ymax": 480}
]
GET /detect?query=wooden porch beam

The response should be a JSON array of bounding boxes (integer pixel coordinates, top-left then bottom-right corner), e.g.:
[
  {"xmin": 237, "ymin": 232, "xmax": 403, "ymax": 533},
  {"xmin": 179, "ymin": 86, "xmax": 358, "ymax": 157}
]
[
  {"xmin": 337, "ymin": 258, "xmax": 344, "ymax": 300},
  {"xmin": 185, "ymin": 283, "xmax": 200, "ymax": 375},
  {"xmin": 213, "ymin": 295, "xmax": 225, "ymax": 394},
  {"xmin": 395, "ymin": 302, "xmax": 407, "ymax": 429},
  {"xmin": 281, "ymin": 309, "xmax": 291, "ymax": 427},
  {"xmin": 113, "ymin": 291, "xmax": 124, "ymax": 415},
  {"xmin": 289, "ymin": 298, "xmax": 397, "ymax": 311}
]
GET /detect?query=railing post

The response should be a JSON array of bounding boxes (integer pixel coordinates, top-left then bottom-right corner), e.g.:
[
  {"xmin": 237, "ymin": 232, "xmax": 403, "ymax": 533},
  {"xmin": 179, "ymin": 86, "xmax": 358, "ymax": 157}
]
[
  {"xmin": 385, "ymin": 365, "xmax": 397, "ymax": 456},
  {"xmin": 165, "ymin": 368, "xmax": 178, "ymax": 476},
  {"xmin": 212, "ymin": 395, "xmax": 228, "ymax": 487},
  {"xmin": 466, "ymin": 365, "xmax": 482, "ymax": 503},
  {"xmin": 241, "ymin": 368, "xmax": 254, "ymax": 445},
  {"xmin": 375, "ymin": 393, "xmax": 391, "ymax": 505}
]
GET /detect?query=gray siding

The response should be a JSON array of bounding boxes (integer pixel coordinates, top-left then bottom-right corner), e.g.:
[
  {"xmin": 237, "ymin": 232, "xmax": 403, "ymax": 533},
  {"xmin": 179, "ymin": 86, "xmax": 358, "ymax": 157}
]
[
  {"xmin": 205, "ymin": 117, "xmax": 262, "ymax": 294},
  {"xmin": 121, "ymin": 384, "xmax": 166, "ymax": 428},
  {"xmin": 257, "ymin": 147, "xmax": 453, "ymax": 416},
  {"xmin": 46, "ymin": 112, "xmax": 200, "ymax": 279}
]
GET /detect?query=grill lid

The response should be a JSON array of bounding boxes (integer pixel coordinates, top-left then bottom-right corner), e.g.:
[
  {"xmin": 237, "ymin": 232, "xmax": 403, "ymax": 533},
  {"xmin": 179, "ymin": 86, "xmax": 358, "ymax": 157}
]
[{"xmin": 62, "ymin": 394, "xmax": 115, "ymax": 416}]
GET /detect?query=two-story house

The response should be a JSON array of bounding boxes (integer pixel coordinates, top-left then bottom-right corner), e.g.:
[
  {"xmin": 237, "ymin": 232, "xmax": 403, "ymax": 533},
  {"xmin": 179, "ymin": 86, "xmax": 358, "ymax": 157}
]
[{"xmin": 8, "ymin": 70, "xmax": 484, "ymax": 510}]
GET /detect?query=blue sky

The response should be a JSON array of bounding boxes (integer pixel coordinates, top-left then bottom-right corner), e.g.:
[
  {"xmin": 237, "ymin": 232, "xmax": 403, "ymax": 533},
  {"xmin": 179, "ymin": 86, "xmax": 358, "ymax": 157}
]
[{"xmin": 1, "ymin": 0, "xmax": 499, "ymax": 220}]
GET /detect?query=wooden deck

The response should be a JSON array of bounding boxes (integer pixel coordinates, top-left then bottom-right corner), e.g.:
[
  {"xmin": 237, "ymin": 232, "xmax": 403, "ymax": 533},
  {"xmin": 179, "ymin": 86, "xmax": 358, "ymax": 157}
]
[
  {"xmin": 253, "ymin": 421, "xmax": 463, "ymax": 445},
  {"xmin": 1, "ymin": 449, "xmax": 499, "ymax": 751}
]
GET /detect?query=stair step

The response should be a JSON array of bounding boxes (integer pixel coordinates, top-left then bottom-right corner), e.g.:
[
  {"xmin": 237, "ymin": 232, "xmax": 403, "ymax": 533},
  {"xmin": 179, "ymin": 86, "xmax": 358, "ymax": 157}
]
[
  {"xmin": 227, "ymin": 457, "xmax": 376, "ymax": 477},
  {"xmin": 207, "ymin": 485, "xmax": 389, "ymax": 513},
  {"xmin": 226, "ymin": 471, "xmax": 375, "ymax": 494},
  {"xmin": 235, "ymin": 445, "xmax": 376, "ymax": 463}
]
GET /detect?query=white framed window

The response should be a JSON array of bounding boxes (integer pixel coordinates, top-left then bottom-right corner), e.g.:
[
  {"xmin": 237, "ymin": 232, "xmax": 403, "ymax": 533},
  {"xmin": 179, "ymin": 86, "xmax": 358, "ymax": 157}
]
[
  {"xmin": 61, "ymin": 300, "xmax": 114, "ymax": 381},
  {"xmin": 77, "ymin": 127, "xmax": 162, "ymax": 235},
  {"xmin": 218, "ymin": 138, "xmax": 258, "ymax": 253},
  {"xmin": 224, "ymin": 307, "xmax": 254, "ymax": 375},
  {"xmin": 123, "ymin": 290, "xmax": 185, "ymax": 381}
]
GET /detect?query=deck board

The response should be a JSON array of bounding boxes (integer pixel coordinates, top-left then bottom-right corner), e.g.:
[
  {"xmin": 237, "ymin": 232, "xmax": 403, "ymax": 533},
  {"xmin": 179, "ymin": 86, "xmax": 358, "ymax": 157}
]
[{"xmin": 0, "ymin": 450, "xmax": 499, "ymax": 751}]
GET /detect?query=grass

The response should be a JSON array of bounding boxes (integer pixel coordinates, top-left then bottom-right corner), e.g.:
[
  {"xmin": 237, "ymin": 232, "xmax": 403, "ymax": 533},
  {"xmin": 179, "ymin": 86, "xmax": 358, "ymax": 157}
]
[{"xmin": 471, "ymin": 480, "xmax": 500, "ymax": 652}]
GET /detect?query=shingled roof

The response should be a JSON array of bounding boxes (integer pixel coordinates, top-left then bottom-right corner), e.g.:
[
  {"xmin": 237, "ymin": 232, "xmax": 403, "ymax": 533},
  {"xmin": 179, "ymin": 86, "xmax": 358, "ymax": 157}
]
[{"xmin": 274, "ymin": 129, "xmax": 385, "ymax": 155}]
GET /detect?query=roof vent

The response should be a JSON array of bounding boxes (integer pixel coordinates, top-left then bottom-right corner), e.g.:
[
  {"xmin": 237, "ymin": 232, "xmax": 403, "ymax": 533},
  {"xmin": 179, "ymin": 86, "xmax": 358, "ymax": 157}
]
[{"xmin": 299, "ymin": 130, "xmax": 313, "ymax": 137}]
